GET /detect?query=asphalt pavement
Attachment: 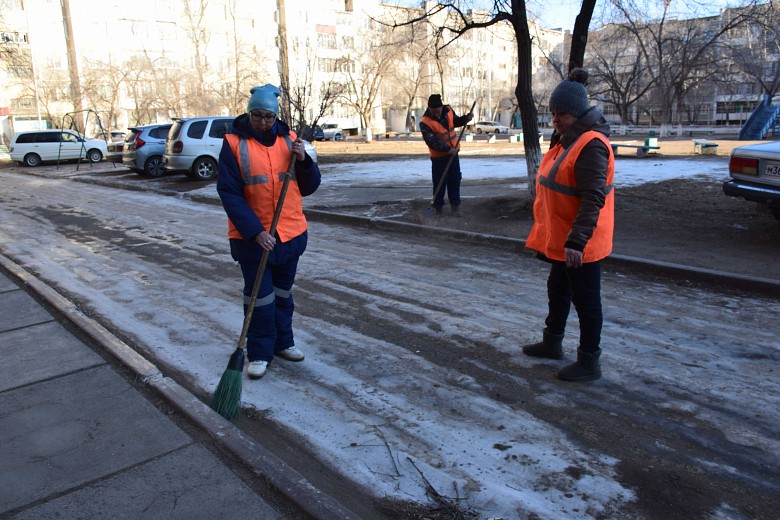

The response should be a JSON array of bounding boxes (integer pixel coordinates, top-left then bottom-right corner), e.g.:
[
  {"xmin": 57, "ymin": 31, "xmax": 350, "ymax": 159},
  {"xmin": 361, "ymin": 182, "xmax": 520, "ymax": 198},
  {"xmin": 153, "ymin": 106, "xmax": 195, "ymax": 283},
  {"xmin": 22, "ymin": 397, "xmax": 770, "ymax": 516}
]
[
  {"xmin": 0, "ymin": 256, "xmax": 360, "ymax": 519},
  {"xmin": 1, "ymin": 159, "xmax": 777, "ymax": 519}
]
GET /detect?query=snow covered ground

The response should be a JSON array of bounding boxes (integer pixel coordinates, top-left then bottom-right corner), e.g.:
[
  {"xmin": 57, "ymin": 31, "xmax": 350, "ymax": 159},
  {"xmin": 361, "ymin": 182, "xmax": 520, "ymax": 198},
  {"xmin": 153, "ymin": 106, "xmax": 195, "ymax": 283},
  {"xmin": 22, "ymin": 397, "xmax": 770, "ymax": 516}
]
[
  {"xmin": 0, "ymin": 157, "xmax": 777, "ymax": 518},
  {"xmin": 314, "ymin": 155, "xmax": 729, "ymax": 187}
]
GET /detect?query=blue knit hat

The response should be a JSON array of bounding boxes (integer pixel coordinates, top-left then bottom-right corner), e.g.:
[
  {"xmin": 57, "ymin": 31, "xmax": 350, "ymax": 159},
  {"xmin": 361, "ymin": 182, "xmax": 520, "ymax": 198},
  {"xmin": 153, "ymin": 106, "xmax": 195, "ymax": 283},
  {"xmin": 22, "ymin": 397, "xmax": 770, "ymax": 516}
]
[
  {"xmin": 247, "ymin": 84, "xmax": 280, "ymax": 115},
  {"xmin": 548, "ymin": 69, "xmax": 589, "ymax": 118}
]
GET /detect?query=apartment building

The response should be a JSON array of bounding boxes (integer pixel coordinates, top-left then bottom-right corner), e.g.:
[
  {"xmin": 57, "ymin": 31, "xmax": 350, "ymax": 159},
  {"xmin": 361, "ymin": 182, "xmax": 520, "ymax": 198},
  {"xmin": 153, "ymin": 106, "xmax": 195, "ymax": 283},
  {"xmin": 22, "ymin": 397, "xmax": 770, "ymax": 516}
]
[{"xmin": 0, "ymin": 0, "xmax": 562, "ymax": 143}]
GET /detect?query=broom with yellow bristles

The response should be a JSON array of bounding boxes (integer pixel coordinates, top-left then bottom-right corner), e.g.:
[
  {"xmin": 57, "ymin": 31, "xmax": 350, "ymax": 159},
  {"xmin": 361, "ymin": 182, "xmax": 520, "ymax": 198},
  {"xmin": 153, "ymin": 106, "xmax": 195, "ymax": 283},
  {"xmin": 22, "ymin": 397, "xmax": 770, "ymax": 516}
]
[{"xmin": 211, "ymin": 151, "xmax": 297, "ymax": 420}]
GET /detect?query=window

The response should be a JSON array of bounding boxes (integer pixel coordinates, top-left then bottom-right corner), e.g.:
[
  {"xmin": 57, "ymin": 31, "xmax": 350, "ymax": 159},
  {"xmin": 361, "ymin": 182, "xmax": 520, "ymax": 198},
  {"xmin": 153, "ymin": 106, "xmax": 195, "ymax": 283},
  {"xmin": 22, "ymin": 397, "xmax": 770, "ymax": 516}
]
[
  {"xmin": 149, "ymin": 125, "xmax": 172, "ymax": 139},
  {"xmin": 187, "ymin": 120, "xmax": 207, "ymax": 139},
  {"xmin": 209, "ymin": 119, "xmax": 232, "ymax": 138},
  {"xmin": 15, "ymin": 133, "xmax": 35, "ymax": 144},
  {"xmin": 35, "ymin": 132, "xmax": 60, "ymax": 143},
  {"xmin": 317, "ymin": 33, "xmax": 337, "ymax": 49}
]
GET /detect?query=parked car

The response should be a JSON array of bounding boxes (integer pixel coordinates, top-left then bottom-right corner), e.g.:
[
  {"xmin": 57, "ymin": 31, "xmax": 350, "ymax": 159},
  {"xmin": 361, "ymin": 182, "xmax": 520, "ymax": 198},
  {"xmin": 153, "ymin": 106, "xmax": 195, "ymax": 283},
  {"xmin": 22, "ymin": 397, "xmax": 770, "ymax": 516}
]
[
  {"xmin": 106, "ymin": 140, "xmax": 125, "ymax": 163},
  {"xmin": 164, "ymin": 116, "xmax": 318, "ymax": 181},
  {"xmin": 723, "ymin": 140, "xmax": 780, "ymax": 222},
  {"xmin": 473, "ymin": 121, "xmax": 510, "ymax": 134},
  {"xmin": 163, "ymin": 116, "xmax": 234, "ymax": 180},
  {"xmin": 123, "ymin": 123, "xmax": 172, "ymax": 177},
  {"xmin": 311, "ymin": 126, "xmax": 325, "ymax": 141},
  {"xmin": 9, "ymin": 129, "xmax": 107, "ymax": 166},
  {"xmin": 320, "ymin": 123, "xmax": 344, "ymax": 141},
  {"xmin": 93, "ymin": 130, "xmax": 127, "ymax": 142}
]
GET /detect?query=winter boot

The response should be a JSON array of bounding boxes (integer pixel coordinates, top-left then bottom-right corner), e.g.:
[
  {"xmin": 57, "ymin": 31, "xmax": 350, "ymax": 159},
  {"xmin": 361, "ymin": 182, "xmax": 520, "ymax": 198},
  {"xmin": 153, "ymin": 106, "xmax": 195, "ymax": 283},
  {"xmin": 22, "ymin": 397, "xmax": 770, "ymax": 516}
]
[
  {"xmin": 434, "ymin": 206, "xmax": 443, "ymax": 216},
  {"xmin": 521, "ymin": 330, "xmax": 564, "ymax": 360},
  {"xmin": 451, "ymin": 205, "xmax": 462, "ymax": 217},
  {"xmin": 557, "ymin": 348, "xmax": 602, "ymax": 382}
]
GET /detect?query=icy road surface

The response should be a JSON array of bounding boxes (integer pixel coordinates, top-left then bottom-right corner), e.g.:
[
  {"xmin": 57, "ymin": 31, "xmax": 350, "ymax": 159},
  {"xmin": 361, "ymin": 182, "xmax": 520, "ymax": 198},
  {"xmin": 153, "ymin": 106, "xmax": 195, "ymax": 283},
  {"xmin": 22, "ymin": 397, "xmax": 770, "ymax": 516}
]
[{"xmin": 0, "ymin": 171, "xmax": 777, "ymax": 519}]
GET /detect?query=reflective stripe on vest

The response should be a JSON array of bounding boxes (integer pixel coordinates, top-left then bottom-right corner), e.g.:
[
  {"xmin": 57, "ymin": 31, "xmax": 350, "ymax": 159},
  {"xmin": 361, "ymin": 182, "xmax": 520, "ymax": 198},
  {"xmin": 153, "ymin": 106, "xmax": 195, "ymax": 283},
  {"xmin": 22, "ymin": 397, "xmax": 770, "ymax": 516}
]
[
  {"xmin": 238, "ymin": 136, "xmax": 293, "ymax": 186},
  {"xmin": 526, "ymin": 131, "xmax": 615, "ymax": 262},
  {"xmin": 421, "ymin": 109, "xmax": 457, "ymax": 158},
  {"xmin": 224, "ymin": 132, "xmax": 307, "ymax": 242}
]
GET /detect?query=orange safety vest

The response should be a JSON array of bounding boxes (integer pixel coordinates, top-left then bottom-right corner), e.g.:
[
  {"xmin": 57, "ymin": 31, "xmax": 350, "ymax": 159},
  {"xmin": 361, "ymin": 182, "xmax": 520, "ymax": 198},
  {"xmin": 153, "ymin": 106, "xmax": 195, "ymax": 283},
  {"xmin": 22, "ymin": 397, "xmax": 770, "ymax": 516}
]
[
  {"xmin": 224, "ymin": 132, "xmax": 307, "ymax": 242},
  {"xmin": 526, "ymin": 131, "xmax": 615, "ymax": 262},
  {"xmin": 420, "ymin": 108, "xmax": 458, "ymax": 158}
]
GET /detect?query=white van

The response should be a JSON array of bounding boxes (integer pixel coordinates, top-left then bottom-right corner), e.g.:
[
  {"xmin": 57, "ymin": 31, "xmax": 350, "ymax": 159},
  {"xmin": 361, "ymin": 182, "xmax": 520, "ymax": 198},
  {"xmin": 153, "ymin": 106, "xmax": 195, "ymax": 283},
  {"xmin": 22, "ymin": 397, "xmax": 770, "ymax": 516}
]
[{"xmin": 10, "ymin": 130, "xmax": 107, "ymax": 166}]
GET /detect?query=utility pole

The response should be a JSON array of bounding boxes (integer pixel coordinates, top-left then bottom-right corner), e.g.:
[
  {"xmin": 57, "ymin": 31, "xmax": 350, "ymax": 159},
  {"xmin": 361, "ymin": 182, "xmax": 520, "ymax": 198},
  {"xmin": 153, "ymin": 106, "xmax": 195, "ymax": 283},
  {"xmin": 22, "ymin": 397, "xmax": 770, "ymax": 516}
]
[
  {"xmin": 60, "ymin": 0, "xmax": 84, "ymax": 131},
  {"xmin": 276, "ymin": 0, "xmax": 292, "ymax": 123}
]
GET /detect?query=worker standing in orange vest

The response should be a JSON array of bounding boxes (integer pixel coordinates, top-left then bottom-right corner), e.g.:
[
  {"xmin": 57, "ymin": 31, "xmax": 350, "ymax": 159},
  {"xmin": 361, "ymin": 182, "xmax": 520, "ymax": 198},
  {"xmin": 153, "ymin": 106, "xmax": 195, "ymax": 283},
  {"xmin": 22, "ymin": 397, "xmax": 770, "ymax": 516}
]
[
  {"xmin": 419, "ymin": 94, "xmax": 473, "ymax": 215},
  {"xmin": 523, "ymin": 69, "xmax": 615, "ymax": 382},
  {"xmin": 217, "ymin": 84, "xmax": 321, "ymax": 380}
]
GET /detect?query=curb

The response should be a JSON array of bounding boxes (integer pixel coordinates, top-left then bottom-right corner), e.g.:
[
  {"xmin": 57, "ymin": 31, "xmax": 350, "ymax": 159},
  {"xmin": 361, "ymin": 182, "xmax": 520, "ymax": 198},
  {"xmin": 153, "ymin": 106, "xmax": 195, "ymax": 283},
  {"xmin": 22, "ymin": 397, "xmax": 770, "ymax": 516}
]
[
  {"xmin": 0, "ymin": 253, "xmax": 362, "ymax": 520},
  {"xmin": 303, "ymin": 209, "xmax": 780, "ymax": 299}
]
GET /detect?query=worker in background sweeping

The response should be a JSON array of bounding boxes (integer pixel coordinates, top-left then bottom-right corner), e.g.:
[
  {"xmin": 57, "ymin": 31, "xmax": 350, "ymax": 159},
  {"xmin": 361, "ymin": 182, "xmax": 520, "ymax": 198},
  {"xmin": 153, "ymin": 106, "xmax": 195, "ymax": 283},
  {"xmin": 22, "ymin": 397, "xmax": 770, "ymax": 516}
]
[
  {"xmin": 217, "ymin": 84, "xmax": 321, "ymax": 380},
  {"xmin": 419, "ymin": 94, "xmax": 473, "ymax": 216}
]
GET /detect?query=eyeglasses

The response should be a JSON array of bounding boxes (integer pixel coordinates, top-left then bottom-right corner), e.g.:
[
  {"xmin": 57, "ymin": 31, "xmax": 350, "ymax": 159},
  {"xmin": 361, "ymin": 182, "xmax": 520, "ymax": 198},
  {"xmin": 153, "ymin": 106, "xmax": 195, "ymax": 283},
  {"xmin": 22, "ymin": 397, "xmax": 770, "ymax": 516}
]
[{"xmin": 250, "ymin": 111, "xmax": 276, "ymax": 122}]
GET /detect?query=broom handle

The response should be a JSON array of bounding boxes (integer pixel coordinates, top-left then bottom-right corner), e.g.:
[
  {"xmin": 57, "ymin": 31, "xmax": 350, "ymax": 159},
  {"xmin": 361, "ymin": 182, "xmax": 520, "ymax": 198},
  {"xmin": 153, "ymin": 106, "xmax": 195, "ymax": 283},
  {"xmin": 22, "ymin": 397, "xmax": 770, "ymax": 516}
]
[
  {"xmin": 430, "ymin": 99, "xmax": 477, "ymax": 206},
  {"xmin": 236, "ymin": 149, "xmax": 298, "ymax": 349}
]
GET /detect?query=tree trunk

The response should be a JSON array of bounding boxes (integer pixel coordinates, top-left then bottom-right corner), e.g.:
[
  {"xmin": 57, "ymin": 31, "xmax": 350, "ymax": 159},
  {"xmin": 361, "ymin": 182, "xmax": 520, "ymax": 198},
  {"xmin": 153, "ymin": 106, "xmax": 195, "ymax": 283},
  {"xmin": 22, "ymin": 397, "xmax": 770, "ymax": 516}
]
[
  {"xmin": 568, "ymin": 0, "xmax": 596, "ymax": 72},
  {"xmin": 511, "ymin": 0, "xmax": 541, "ymax": 200}
]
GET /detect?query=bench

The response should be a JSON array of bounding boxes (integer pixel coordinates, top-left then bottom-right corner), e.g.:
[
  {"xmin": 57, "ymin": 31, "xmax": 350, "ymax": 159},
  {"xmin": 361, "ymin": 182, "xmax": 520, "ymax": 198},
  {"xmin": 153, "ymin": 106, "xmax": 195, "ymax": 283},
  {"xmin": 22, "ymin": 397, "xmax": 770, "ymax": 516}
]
[
  {"xmin": 693, "ymin": 139, "xmax": 718, "ymax": 155},
  {"xmin": 611, "ymin": 143, "xmax": 660, "ymax": 158}
]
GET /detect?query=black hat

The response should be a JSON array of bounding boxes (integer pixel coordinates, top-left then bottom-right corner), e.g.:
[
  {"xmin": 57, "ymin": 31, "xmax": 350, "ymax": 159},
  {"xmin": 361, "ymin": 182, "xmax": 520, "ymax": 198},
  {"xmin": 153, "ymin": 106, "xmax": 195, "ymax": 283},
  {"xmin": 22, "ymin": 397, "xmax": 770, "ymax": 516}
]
[{"xmin": 428, "ymin": 94, "xmax": 443, "ymax": 108}]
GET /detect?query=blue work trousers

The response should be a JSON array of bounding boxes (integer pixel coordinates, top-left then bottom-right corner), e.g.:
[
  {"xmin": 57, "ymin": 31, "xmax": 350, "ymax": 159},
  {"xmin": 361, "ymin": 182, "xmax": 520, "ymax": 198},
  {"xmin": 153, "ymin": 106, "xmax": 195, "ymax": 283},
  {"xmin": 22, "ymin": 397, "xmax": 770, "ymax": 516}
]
[{"xmin": 230, "ymin": 234, "xmax": 306, "ymax": 362}]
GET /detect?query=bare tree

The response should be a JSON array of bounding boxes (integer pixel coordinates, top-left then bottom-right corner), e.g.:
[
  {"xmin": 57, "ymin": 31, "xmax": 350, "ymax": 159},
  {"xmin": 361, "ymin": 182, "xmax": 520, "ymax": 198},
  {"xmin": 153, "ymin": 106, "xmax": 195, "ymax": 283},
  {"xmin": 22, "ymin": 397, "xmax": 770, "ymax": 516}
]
[
  {"xmin": 385, "ymin": 1, "xmax": 595, "ymax": 198},
  {"xmin": 609, "ymin": 0, "xmax": 757, "ymax": 132},
  {"xmin": 181, "ymin": 0, "xmax": 222, "ymax": 115},
  {"xmin": 80, "ymin": 59, "xmax": 130, "ymax": 131},
  {"xmin": 338, "ymin": 17, "xmax": 405, "ymax": 142},
  {"xmin": 587, "ymin": 23, "xmax": 654, "ymax": 124},
  {"xmin": 727, "ymin": 3, "xmax": 780, "ymax": 102}
]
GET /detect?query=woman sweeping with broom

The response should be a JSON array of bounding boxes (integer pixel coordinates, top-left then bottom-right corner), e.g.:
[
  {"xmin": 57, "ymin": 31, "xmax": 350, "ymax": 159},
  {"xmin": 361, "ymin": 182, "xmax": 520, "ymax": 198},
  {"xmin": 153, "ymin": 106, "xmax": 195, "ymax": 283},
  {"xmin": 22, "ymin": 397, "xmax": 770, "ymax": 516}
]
[{"xmin": 215, "ymin": 84, "xmax": 321, "ymax": 395}]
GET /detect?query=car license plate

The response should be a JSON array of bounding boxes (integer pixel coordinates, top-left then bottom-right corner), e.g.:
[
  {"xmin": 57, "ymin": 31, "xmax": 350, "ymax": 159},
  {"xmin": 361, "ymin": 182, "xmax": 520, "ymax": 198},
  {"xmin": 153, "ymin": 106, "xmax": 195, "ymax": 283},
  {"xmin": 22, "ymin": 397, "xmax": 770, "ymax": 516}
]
[{"xmin": 765, "ymin": 162, "xmax": 780, "ymax": 177}]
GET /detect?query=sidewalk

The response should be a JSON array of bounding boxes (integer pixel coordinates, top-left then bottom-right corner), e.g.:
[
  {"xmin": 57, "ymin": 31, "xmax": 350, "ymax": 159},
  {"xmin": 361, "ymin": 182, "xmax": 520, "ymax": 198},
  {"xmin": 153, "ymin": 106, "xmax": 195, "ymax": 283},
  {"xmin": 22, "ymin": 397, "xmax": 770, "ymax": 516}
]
[{"xmin": 0, "ymin": 257, "xmax": 360, "ymax": 520}]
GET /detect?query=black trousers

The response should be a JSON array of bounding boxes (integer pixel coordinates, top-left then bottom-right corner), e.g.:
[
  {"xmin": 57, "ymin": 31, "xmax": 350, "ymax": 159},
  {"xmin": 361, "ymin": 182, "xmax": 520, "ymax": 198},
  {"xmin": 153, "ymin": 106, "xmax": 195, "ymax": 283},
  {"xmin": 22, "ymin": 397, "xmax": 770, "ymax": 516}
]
[
  {"xmin": 544, "ymin": 260, "xmax": 603, "ymax": 353},
  {"xmin": 431, "ymin": 155, "xmax": 461, "ymax": 208}
]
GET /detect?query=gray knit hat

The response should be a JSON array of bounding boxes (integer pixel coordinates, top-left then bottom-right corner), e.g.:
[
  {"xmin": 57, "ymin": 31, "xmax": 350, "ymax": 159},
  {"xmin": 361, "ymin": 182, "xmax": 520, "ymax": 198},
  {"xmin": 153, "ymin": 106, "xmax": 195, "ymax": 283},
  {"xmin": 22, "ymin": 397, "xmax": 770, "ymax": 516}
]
[{"xmin": 548, "ymin": 68, "xmax": 589, "ymax": 118}]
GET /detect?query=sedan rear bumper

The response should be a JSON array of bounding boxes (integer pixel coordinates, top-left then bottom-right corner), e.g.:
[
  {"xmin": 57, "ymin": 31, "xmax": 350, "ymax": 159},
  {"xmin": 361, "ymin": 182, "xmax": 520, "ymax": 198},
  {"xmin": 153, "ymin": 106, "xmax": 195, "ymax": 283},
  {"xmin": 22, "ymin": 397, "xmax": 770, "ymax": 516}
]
[{"xmin": 723, "ymin": 179, "xmax": 780, "ymax": 206}]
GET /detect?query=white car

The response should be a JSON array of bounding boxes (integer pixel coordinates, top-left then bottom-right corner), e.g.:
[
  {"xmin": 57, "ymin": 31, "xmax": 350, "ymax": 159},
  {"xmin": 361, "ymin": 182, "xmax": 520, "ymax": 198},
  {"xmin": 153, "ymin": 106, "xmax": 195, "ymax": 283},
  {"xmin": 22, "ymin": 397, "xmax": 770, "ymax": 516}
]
[
  {"xmin": 474, "ymin": 121, "xmax": 509, "ymax": 134},
  {"xmin": 10, "ymin": 129, "xmax": 107, "ymax": 166},
  {"xmin": 723, "ymin": 140, "xmax": 780, "ymax": 222}
]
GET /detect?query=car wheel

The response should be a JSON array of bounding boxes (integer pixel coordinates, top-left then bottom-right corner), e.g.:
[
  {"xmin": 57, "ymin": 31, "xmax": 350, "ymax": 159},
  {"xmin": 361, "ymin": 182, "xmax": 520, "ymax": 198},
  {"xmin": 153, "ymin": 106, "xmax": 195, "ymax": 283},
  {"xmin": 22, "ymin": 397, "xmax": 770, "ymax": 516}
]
[
  {"xmin": 190, "ymin": 157, "xmax": 218, "ymax": 181},
  {"xmin": 144, "ymin": 156, "xmax": 165, "ymax": 177},
  {"xmin": 476, "ymin": 128, "xmax": 483, "ymax": 134},
  {"xmin": 87, "ymin": 149, "xmax": 103, "ymax": 163},
  {"xmin": 23, "ymin": 153, "xmax": 42, "ymax": 167},
  {"xmin": 494, "ymin": 129, "xmax": 501, "ymax": 134},
  {"xmin": 334, "ymin": 133, "xmax": 343, "ymax": 141}
]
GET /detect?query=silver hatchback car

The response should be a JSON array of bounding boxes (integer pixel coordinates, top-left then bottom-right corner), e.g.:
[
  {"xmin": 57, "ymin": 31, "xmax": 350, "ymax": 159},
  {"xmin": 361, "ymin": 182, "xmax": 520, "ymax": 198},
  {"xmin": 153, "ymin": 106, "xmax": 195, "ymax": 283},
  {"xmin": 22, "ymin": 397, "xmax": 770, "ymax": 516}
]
[
  {"xmin": 163, "ymin": 116, "xmax": 233, "ymax": 181},
  {"xmin": 163, "ymin": 116, "xmax": 318, "ymax": 181},
  {"xmin": 123, "ymin": 123, "xmax": 172, "ymax": 177}
]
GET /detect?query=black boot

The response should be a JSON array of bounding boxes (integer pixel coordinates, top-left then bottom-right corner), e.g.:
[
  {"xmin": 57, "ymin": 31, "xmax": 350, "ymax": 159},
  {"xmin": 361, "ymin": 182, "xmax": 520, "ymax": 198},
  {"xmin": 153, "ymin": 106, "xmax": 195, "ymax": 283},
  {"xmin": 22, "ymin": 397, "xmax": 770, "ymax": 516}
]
[
  {"xmin": 522, "ymin": 330, "xmax": 564, "ymax": 360},
  {"xmin": 557, "ymin": 348, "xmax": 602, "ymax": 382}
]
